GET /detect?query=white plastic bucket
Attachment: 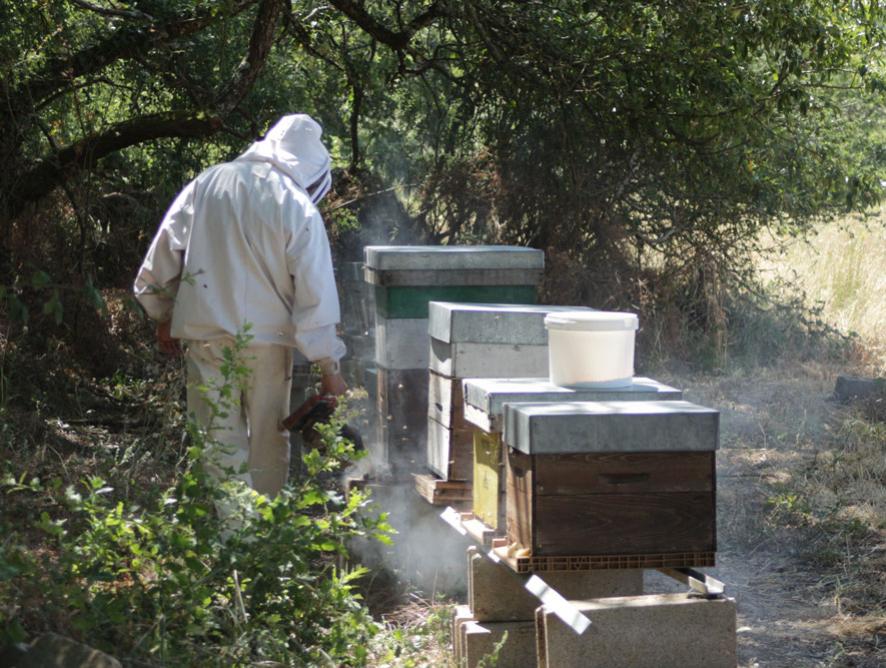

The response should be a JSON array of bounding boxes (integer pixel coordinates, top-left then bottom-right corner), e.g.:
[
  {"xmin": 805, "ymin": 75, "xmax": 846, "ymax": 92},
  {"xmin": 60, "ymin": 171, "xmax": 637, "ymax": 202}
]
[{"xmin": 544, "ymin": 311, "xmax": 639, "ymax": 388}]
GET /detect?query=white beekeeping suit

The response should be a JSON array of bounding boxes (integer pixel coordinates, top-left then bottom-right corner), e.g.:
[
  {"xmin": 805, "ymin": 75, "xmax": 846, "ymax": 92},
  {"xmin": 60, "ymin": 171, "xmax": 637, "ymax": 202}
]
[{"xmin": 133, "ymin": 114, "xmax": 346, "ymax": 496}]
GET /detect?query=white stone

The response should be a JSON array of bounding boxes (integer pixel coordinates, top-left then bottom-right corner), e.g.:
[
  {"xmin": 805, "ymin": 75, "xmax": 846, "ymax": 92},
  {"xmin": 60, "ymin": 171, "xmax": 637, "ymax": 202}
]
[
  {"xmin": 460, "ymin": 619, "xmax": 537, "ymax": 668},
  {"xmin": 537, "ymin": 593, "xmax": 737, "ymax": 668},
  {"xmin": 468, "ymin": 550, "xmax": 643, "ymax": 623}
]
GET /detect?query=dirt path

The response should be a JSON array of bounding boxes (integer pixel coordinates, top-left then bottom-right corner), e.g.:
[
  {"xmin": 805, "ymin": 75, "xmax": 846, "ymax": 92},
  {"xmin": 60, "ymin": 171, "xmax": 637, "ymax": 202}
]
[{"xmin": 666, "ymin": 366, "xmax": 886, "ymax": 667}]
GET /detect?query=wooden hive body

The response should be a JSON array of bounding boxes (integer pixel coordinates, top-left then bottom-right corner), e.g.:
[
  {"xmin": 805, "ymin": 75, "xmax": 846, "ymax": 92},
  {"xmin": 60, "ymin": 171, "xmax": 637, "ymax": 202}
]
[
  {"xmin": 501, "ymin": 400, "xmax": 719, "ymax": 566},
  {"xmin": 463, "ymin": 378, "xmax": 684, "ymax": 534}
]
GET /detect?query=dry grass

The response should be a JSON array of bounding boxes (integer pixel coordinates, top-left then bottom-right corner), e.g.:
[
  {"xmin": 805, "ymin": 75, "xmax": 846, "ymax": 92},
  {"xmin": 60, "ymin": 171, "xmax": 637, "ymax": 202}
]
[{"xmin": 758, "ymin": 207, "xmax": 886, "ymax": 372}]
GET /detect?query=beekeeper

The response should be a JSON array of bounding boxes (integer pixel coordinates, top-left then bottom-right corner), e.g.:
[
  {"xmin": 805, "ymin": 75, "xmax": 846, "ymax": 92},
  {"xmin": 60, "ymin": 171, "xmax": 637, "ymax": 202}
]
[{"xmin": 133, "ymin": 114, "xmax": 347, "ymax": 497}]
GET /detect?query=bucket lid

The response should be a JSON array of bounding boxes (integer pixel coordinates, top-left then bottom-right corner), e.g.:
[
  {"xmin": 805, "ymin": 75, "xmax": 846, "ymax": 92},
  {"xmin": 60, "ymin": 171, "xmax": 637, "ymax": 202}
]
[{"xmin": 544, "ymin": 310, "xmax": 639, "ymax": 331}]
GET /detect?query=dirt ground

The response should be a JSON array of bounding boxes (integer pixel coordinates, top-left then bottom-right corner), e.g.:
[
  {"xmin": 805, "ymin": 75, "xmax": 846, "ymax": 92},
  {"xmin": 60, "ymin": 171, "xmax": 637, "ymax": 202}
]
[{"xmin": 661, "ymin": 364, "xmax": 885, "ymax": 668}]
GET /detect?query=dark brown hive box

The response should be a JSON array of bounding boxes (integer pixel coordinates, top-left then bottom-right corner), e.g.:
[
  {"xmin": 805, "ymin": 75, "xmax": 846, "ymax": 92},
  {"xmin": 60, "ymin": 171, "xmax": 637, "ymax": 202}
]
[{"xmin": 503, "ymin": 400, "xmax": 719, "ymax": 565}]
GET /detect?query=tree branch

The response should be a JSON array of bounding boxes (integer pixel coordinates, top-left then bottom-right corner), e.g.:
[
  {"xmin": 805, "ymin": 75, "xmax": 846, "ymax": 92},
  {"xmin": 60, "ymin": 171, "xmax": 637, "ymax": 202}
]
[
  {"xmin": 328, "ymin": 0, "xmax": 445, "ymax": 50},
  {"xmin": 8, "ymin": 0, "xmax": 259, "ymax": 112},
  {"xmin": 69, "ymin": 0, "xmax": 154, "ymax": 22},
  {"xmin": 215, "ymin": 0, "xmax": 287, "ymax": 113},
  {"xmin": 7, "ymin": 113, "xmax": 224, "ymax": 219}
]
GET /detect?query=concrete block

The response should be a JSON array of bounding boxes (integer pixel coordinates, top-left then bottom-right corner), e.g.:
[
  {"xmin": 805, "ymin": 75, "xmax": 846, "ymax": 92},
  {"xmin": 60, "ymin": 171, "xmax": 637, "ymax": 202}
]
[
  {"xmin": 364, "ymin": 245, "xmax": 544, "ymax": 272},
  {"xmin": 430, "ymin": 338, "xmax": 549, "ymax": 379},
  {"xmin": 463, "ymin": 377, "xmax": 684, "ymax": 432},
  {"xmin": 428, "ymin": 302, "xmax": 595, "ymax": 345},
  {"xmin": 452, "ymin": 604, "xmax": 476, "ymax": 665},
  {"xmin": 374, "ymin": 316, "xmax": 429, "ymax": 369},
  {"xmin": 469, "ymin": 551, "xmax": 643, "ymax": 622},
  {"xmin": 537, "ymin": 593, "xmax": 737, "ymax": 668},
  {"xmin": 503, "ymin": 400, "xmax": 720, "ymax": 455},
  {"xmin": 460, "ymin": 619, "xmax": 537, "ymax": 668}
]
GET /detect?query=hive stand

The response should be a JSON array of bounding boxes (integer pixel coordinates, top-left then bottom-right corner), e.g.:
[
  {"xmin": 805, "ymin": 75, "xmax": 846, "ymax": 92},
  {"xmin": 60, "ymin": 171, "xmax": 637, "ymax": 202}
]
[
  {"xmin": 535, "ymin": 593, "xmax": 737, "ymax": 668},
  {"xmin": 443, "ymin": 390, "xmax": 733, "ymax": 666},
  {"xmin": 447, "ymin": 520, "xmax": 736, "ymax": 668}
]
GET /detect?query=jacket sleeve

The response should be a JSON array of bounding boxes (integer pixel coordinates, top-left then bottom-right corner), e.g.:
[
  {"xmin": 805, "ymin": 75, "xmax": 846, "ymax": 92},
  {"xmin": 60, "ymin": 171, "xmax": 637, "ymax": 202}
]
[
  {"xmin": 286, "ymin": 205, "xmax": 346, "ymax": 363},
  {"xmin": 133, "ymin": 180, "xmax": 195, "ymax": 322}
]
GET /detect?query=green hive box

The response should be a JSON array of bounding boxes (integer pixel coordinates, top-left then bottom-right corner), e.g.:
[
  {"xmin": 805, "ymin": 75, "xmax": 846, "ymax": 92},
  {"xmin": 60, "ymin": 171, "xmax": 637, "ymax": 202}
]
[{"xmin": 364, "ymin": 245, "xmax": 545, "ymax": 319}]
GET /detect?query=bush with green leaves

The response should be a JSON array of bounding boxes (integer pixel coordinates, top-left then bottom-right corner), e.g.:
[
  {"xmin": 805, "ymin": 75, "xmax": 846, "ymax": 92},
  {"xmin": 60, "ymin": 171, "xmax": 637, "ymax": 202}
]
[{"xmin": 0, "ymin": 334, "xmax": 391, "ymax": 667}]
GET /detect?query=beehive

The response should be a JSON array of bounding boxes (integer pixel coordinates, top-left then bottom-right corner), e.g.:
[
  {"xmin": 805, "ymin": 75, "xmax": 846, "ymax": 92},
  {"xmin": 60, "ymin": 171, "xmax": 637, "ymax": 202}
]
[
  {"xmin": 462, "ymin": 378, "xmax": 683, "ymax": 531},
  {"xmin": 502, "ymin": 400, "xmax": 718, "ymax": 565},
  {"xmin": 426, "ymin": 303, "xmax": 596, "ymax": 481},
  {"xmin": 363, "ymin": 246, "xmax": 544, "ymax": 475}
]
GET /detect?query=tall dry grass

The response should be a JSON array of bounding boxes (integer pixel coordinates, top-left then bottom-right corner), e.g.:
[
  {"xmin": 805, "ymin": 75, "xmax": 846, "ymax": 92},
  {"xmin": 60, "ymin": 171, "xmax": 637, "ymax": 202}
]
[{"xmin": 758, "ymin": 207, "xmax": 886, "ymax": 372}]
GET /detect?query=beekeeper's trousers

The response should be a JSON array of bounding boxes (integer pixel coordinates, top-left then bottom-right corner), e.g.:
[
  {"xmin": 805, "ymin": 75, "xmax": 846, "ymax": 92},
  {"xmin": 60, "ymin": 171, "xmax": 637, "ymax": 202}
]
[{"xmin": 185, "ymin": 339, "xmax": 293, "ymax": 497}]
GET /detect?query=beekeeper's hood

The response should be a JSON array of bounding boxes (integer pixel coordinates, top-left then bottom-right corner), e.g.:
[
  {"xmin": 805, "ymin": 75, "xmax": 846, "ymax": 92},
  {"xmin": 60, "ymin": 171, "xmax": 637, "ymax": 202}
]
[{"xmin": 236, "ymin": 114, "xmax": 332, "ymax": 204}]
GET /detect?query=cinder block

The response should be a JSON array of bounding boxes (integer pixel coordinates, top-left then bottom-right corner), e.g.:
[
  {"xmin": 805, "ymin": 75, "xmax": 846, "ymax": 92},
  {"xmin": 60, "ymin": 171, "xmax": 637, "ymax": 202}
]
[
  {"xmin": 469, "ymin": 552, "xmax": 643, "ymax": 622},
  {"xmin": 503, "ymin": 400, "xmax": 720, "ymax": 455},
  {"xmin": 429, "ymin": 302, "xmax": 595, "ymax": 345},
  {"xmin": 452, "ymin": 604, "xmax": 475, "ymax": 665},
  {"xmin": 460, "ymin": 619, "xmax": 537, "ymax": 668},
  {"xmin": 463, "ymin": 377, "xmax": 683, "ymax": 433},
  {"xmin": 374, "ymin": 316, "xmax": 429, "ymax": 369},
  {"xmin": 431, "ymin": 338, "xmax": 549, "ymax": 378},
  {"xmin": 537, "ymin": 593, "xmax": 737, "ymax": 668}
]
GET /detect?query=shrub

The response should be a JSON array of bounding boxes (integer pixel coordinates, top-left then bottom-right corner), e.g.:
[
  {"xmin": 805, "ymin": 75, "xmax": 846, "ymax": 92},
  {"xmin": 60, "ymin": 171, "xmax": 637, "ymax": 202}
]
[{"xmin": 0, "ymin": 334, "xmax": 391, "ymax": 667}]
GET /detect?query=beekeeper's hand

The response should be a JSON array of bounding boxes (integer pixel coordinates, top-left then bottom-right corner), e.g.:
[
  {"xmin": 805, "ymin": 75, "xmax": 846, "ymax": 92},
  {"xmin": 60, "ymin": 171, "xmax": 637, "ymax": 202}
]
[
  {"xmin": 156, "ymin": 319, "xmax": 181, "ymax": 357},
  {"xmin": 321, "ymin": 372, "xmax": 348, "ymax": 397}
]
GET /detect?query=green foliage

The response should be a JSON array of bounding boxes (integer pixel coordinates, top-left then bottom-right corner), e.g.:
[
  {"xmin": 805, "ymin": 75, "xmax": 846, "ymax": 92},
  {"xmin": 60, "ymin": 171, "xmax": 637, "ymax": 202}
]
[
  {"xmin": 368, "ymin": 604, "xmax": 454, "ymax": 667},
  {"xmin": 2, "ymin": 1, "xmax": 885, "ymax": 358},
  {"xmin": 0, "ymin": 334, "xmax": 390, "ymax": 666}
]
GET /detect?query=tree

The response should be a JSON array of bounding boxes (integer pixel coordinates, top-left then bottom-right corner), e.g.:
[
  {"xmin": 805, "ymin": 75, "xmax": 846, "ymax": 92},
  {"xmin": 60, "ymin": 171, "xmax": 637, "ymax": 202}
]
[{"xmin": 1, "ymin": 1, "xmax": 884, "ymax": 357}]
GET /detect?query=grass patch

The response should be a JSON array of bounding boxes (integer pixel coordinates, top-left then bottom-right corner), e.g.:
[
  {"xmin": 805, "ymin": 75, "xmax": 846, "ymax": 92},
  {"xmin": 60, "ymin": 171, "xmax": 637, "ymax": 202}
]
[{"xmin": 758, "ymin": 207, "xmax": 886, "ymax": 372}]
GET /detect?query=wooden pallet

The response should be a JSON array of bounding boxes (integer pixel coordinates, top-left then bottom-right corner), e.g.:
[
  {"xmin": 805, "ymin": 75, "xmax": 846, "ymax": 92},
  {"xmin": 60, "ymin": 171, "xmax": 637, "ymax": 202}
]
[
  {"xmin": 413, "ymin": 473, "xmax": 472, "ymax": 507},
  {"xmin": 490, "ymin": 540, "xmax": 716, "ymax": 574}
]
